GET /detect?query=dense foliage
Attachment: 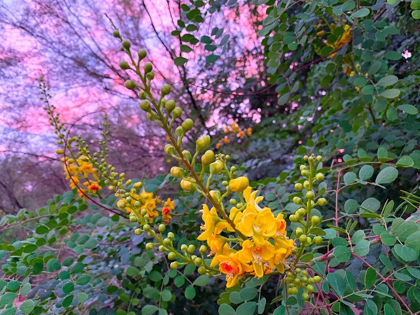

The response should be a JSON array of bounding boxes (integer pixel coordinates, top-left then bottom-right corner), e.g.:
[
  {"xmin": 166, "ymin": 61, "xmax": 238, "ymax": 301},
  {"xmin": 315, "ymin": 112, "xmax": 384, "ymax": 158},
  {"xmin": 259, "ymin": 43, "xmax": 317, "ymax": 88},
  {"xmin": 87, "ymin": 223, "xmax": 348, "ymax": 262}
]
[{"xmin": 1, "ymin": 0, "xmax": 420, "ymax": 314}]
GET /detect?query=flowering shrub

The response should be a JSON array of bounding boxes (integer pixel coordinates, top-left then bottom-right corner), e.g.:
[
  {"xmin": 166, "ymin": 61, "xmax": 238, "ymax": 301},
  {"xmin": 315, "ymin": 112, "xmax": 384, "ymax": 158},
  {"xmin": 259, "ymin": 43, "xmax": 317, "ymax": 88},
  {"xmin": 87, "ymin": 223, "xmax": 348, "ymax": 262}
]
[{"xmin": 1, "ymin": 1, "xmax": 420, "ymax": 315}]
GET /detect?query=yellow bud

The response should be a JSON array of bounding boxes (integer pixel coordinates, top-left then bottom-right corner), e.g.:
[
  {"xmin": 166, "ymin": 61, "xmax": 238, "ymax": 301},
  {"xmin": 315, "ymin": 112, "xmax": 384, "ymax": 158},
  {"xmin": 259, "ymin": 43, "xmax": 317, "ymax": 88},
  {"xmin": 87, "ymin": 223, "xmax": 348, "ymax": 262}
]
[
  {"xmin": 209, "ymin": 190, "xmax": 221, "ymax": 201},
  {"xmin": 316, "ymin": 30, "xmax": 326, "ymax": 36},
  {"xmin": 315, "ymin": 173, "xmax": 324, "ymax": 181},
  {"xmin": 133, "ymin": 182, "xmax": 142, "ymax": 189},
  {"xmin": 56, "ymin": 149, "xmax": 64, "ymax": 154},
  {"xmin": 170, "ymin": 167, "xmax": 184, "ymax": 178},
  {"xmin": 210, "ymin": 160, "xmax": 224, "ymax": 174},
  {"xmin": 228, "ymin": 177, "xmax": 249, "ymax": 193},
  {"xmin": 180, "ymin": 179, "xmax": 196, "ymax": 191},
  {"xmin": 201, "ymin": 150, "xmax": 215, "ymax": 165},
  {"xmin": 164, "ymin": 144, "xmax": 175, "ymax": 155},
  {"xmin": 196, "ymin": 135, "xmax": 210, "ymax": 150}
]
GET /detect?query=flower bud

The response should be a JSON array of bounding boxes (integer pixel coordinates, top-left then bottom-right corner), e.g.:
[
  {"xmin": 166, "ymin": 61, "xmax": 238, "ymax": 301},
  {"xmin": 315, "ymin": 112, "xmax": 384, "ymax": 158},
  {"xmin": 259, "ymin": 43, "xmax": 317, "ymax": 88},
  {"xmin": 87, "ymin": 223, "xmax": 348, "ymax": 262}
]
[
  {"xmin": 196, "ymin": 135, "xmax": 210, "ymax": 150},
  {"xmin": 201, "ymin": 150, "xmax": 215, "ymax": 165},
  {"xmin": 210, "ymin": 160, "xmax": 224, "ymax": 174},
  {"xmin": 56, "ymin": 149, "xmax": 64, "ymax": 154},
  {"xmin": 163, "ymin": 238, "xmax": 172, "ymax": 246},
  {"xmin": 170, "ymin": 262, "xmax": 179, "ymax": 269},
  {"xmin": 198, "ymin": 266, "xmax": 206, "ymax": 274},
  {"xmin": 138, "ymin": 91, "xmax": 147, "ymax": 99},
  {"xmin": 180, "ymin": 179, "xmax": 196, "ymax": 191},
  {"xmin": 146, "ymin": 242, "xmax": 154, "ymax": 250},
  {"xmin": 134, "ymin": 228, "xmax": 142, "ymax": 235},
  {"xmin": 302, "ymin": 292, "xmax": 309, "ymax": 301},
  {"xmin": 299, "ymin": 234, "xmax": 307, "ymax": 243},
  {"xmin": 181, "ymin": 244, "xmax": 188, "ymax": 252},
  {"xmin": 194, "ymin": 257, "xmax": 202, "ymax": 266},
  {"xmin": 313, "ymin": 276, "xmax": 322, "ymax": 282},
  {"xmin": 165, "ymin": 100, "xmax": 176, "ymax": 112},
  {"xmin": 140, "ymin": 101, "xmax": 150, "ymax": 111},
  {"xmin": 113, "ymin": 30, "xmax": 120, "ymax": 38},
  {"xmin": 306, "ymin": 191, "xmax": 314, "ymax": 200},
  {"xmin": 311, "ymin": 215, "xmax": 321, "ymax": 225},
  {"xmin": 293, "ymin": 197, "xmax": 301, "ymax": 205},
  {"xmin": 119, "ymin": 61, "xmax": 130, "ymax": 69},
  {"xmin": 122, "ymin": 40, "xmax": 131, "ymax": 49},
  {"xmin": 209, "ymin": 190, "xmax": 221, "ymax": 201},
  {"xmin": 301, "ymin": 170, "xmax": 309, "ymax": 177},
  {"xmin": 170, "ymin": 166, "xmax": 184, "ymax": 178},
  {"xmin": 125, "ymin": 80, "xmax": 137, "ymax": 90},
  {"xmin": 182, "ymin": 119, "xmax": 193, "ymax": 131},
  {"xmin": 199, "ymin": 245, "xmax": 207, "ymax": 253},
  {"xmin": 138, "ymin": 49, "xmax": 147, "ymax": 59},
  {"xmin": 168, "ymin": 232, "xmax": 175, "ymax": 239},
  {"xmin": 314, "ymin": 236, "xmax": 323, "ymax": 245},
  {"xmin": 168, "ymin": 252, "xmax": 176, "ymax": 260},
  {"xmin": 161, "ymin": 84, "xmax": 171, "ymax": 95},
  {"xmin": 295, "ymin": 183, "xmax": 303, "ymax": 191},
  {"xmin": 228, "ymin": 177, "xmax": 249, "ymax": 193},
  {"xmin": 303, "ymin": 181, "xmax": 310, "ymax": 189},
  {"xmin": 315, "ymin": 173, "xmax": 324, "ymax": 181},
  {"xmin": 159, "ymin": 245, "xmax": 165, "ymax": 252},
  {"xmin": 172, "ymin": 107, "xmax": 182, "ymax": 119},
  {"xmin": 146, "ymin": 71, "xmax": 155, "ymax": 80},
  {"xmin": 300, "ymin": 165, "xmax": 307, "ymax": 171},
  {"xmin": 164, "ymin": 144, "xmax": 175, "ymax": 155},
  {"xmin": 175, "ymin": 126, "xmax": 184, "ymax": 137},
  {"xmin": 318, "ymin": 198, "xmax": 327, "ymax": 206},
  {"xmin": 316, "ymin": 155, "xmax": 322, "ymax": 162},
  {"xmin": 143, "ymin": 224, "xmax": 151, "ymax": 231},
  {"xmin": 143, "ymin": 62, "xmax": 153, "ymax": 73},
  {"xmin": 229, "ymin": 199, "xmax": 237, "ymax": 205},
  {"xmin": 158, "ymin": 224, "xmax": 166, "ymax": 232},
  {"xmin": 134, "ymin": 182, "xmax": 142, "ymax": 188},
  {"xmin": 182, "ymin": 150, "xmax": 191, "ymax": 162},
  {"xmin": 187, "ymin": 245, "xmax": 196, "ymax": 254}
]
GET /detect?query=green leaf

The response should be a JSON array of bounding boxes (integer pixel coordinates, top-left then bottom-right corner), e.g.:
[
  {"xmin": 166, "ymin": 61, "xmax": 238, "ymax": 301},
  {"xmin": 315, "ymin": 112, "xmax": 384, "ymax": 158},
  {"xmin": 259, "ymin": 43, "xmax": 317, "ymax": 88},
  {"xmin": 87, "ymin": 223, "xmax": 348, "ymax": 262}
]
[
  {"xmin": 1, "ymin": 292, "xmax": 17, "ymax": 305},
  {"xmin": 278, "ymin": 93, "xmax": 290, "ymax": 106},
  {"xmin": 413, "ymin": 10, "xmax": 420, "ymax": 19},
  {"xmin": 70, "ymin": 262, "xmax": 84, "ymax": 274},
  {"xmin": 406, "ymin": 231, "xmax": 420, "ymax": 251},
  {"xmin": 365, "ymin": 267, "xmax": 377, "ymax": 288},
  {"xmin": 218, "ymin": 304, "xmax": 235, "ymax": 315},
  {"xmin": 174, "ymin": 275, "xmax": 185, "ymax": 287},
  {"xmin": 142, "ymin": 305, "xmax": 159, "ymax": 315},
  {"xmin": 62, "ymin": 295, "xmax": 73, "ymax": 308},
  {"xmin": 19, "ymin": 300, "xmax": 35, "ymax": 314},
  {"xmin": 394, "ymin": 244, "xmax": 418, "ymax": 262},
  {"xmin": 35, "ymin": 225, "xmax": 49, "ymax": 234},
  {"xmin": 354, "ymin": 240, "xmax": 370, "ymax": 256},
  {"xmin": 185, "ymin": 285, "xmax": 196, "ymax": 299},
  {"xmin": 174, "ymin": 57, "xmax": 188, "ymax": 66},
  {"xmin": 359, "ymin": 165, "xmax": 374, "ymax": 180},
  {"xmin": 193, "ymin": 275, "xmax": 209, "ymax": 286},
  {"xmin": 63, "ymin": 282, "xmax": 74, "ymax": 294},
  {"xmin": 161, "ymin": 290, "xmax": 172, "ymax": 302},
  {"xmin": 77, "ymin": 292, "xmax": 88, "ymax": 303},
  {"xmin": 327, "ymin": 272, "xmax": 346, "ymax": 296},
  {"xmin": 206, "ymin": 54, "xmax": 219, "ymax": 63},
  {"xmin": 180, "ymin": 45, "xmax": 193, "ymax": 53},
  {"xmin": 396, "ymin": 156, "xmax": 414, "ymax": 167},
  {"xmin": 361, "ymin": 198, "xmax": 380, "ymax": 212},
  {"xmin": 334, "ymin": 246, "xmax": 352, "ymax": 262},
  {"xmin": 76, "ymin": 275, "xmax": 91, "ymax": 285},
  {"xmin": 375, "ymin": 167, "xmax": 398, "ymax": 184},
  {"xmin": 342, "ymin": 1, "xmax": 355, "ymax": 11},
  {"xmin": 148, "ymin": 271, "xmax": 163, "ymax": 282},
  {"xmin": 380, "ymin": 89, "xmax": 400, "ymax": 99},
  {"xmin": 380, "ymin": 232, "xmax": 396, "ymax": 246},
  {"xmin": 83, "ymin": 238, "xmax": 97, "ymax": 249},
  {"xmin": 240, "ymin": 287, "xmax": 258, "ymax": 301},
  {"xmin": 236, "ymin": 302, "xmax": 257, "ymax": 315},
  {"xmin": 398, "ymin": 104, "xmax": 418, "ymax": 115},
  {"xmin": 351, "ymin": 8, "xmax": 370, "ymax": 18},
  {"xmin": 377, "ymin": 75, "xmax": 398, "ymax": 87},
  {"xmin": 364, "ymin": 299, "xmax": 378, "ymax": 315},
  {"xmin": 127, "ymin": 266, "xmax": 140, "ymax": 277},
  {"xmin": 344, "ymin": 172, "xmax": 356, "ymax": 184},
  {"xmin": 345, "ymin": 199, "xmax": 358, "ymax": 213},
  {"xmin": 384, "ymin": 51, "xmax": 402, "ymax": 60},
  {"xmin": 23, "ymin": 244, "xmax": 37, "ymax": 253}
]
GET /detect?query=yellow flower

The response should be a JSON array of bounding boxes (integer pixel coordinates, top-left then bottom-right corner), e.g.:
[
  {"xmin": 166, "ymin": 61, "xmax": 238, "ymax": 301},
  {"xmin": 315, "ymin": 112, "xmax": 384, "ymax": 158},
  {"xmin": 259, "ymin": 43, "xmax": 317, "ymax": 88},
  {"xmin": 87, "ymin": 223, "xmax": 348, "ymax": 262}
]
[
  {"xmin": 238, "ymin": 239, "xmax": 275, "ymax": 278},
  {"xmin": 269, "ymin": 236, "xmax": 294, "ymax": 273},
  {"xmin": 217, "ymin": 252, "xmax": 252, "ymax": 288},
  {"xmin": 247, "ymin": 128, "xmax": 252, "ymax": 136},
  {"xmin": 326, "ymin": 24, "xmax": 352, "ymax": 57},
  {"xmin": 238, "ymin": 131, "xmax": 245, "ymax": 138},
  {"xmin": 235, "ymin": 188, "xmax": 277, "ymax": 245},
  {"xmin": 207, "ymin": 234, "xmax": 225, "ymax": 254},
  {"xmin": 197, "ymin": 204, "xmax": 229, "ymax": 241}
]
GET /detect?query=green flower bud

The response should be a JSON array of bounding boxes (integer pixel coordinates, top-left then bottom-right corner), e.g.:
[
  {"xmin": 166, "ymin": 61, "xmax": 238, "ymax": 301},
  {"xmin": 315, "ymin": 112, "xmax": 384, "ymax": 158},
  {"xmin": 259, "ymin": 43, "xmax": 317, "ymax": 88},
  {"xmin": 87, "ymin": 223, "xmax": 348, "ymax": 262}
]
[
  {"xmin": 302, "ymin": 292, "xmax": 309, "ymax": 301},
  {"xmin": 196, "ymin": 135, "xmax": 210, "ymax": 150},
  {"xmin": 140, "ymin": 101, "xmax": 150, "ymax": 111},
  {"xmin": 175, "ymin": 126, "xmax": 184, "ymax": 137},
  {"xmin": 289, "ymin": 215, "xmax": 298, "ymax": 222},
  {"xmin": 113, "ymin": 30, "xmax": 120, "ymax": 38},
  {"xmin": 199, "ymin": 245, "xmax": 207, "ymax": 253},
  {"xmin": 170, "ymin": 166, "xmax": 184, "ymax": 178},
  {"xmin": 311, "ymin": 215, "xmax": 321, "ymax": 225},
  {"xmin": 172, "ymin": 107, "xmax": 182, "ymax": 119},
  {"xmin": 130, "ymin": 216, "xmax": 137, "ymax": 222},
  {"xmin": 161, "ymin": 84, "xmax": 171, "ymax": 95},
  {"xmin": 300, "ymin": 165, "xmax": 307, "ymax": 171},
  {"xmin": 202, "ymin": 150, "xmax": 215, "ymax": 165},
  {"xmin": 315, "ymin": 173, "xmax": 324, "ymax": 181},
  {"xmin": 316, "ymin": 155, "xmax": 322, "ymax": 162},
  {"xmin": 182, "ymin": 150, "xmax": 191, "ymax": 162},
  {"xmin": 314, "ymin": 236, "xmax": 323, "ymax": 245},
  {"xmin": 170, "ymin": 261, "xmax": 179, "ymax": 269},
  {"xmin": 164, "ymin": 144, "xmax": 175, "ymax": 155},
  {"xmin": 181, "ymin": 244, "xmax": 188, "ymax": 252},
  {"xmin": 295, "ymin": 227, "xmax": 303, "ymax": 236},
  {"xmin": 146, "ymin": 242, "xmax": 154, "ymax": 250},
  {"xmin": 138, "ymin": 91, "xmax": 147, "ymax": 99},
  {"xmin": 210, "ymin": 160, "xmax": 224, "ymax": 174},
  {"xmin": 158, "ymin": 224, "xmax": 166, "ymax": 232},
  {"xmin": 141, "ymin": 209, "xmax": 147, "ymax": 216},
  {"xmin": 168, "ymin": 252, "xmax": 176, "ymax": 260},
  {"xmin": 194, "ymin": 257, "xmax": 202, "ymax": 266},
  {"xmin": 229, "ymin": 199, "xmax": 237, "ymax": 205},
  {"xmin": 146, "ymin": 71, "xmax": 155, "ymax": 80},
  {"xmin": 307, "ymin": 285, "xmax": 314, "ymax": 292},
  {"xmin": 163, "ymin": 238, "xmax": 172, "ymax": 246},
  {"xmin": 318, "ymin": 198, "xmax": 327, "ymax": 206},
  {"xmin": 301, "ymin": 170, "xmax": 309, "ymax": 177},
  {"xmin": 303, "ymin": 181, "xmax": 310, "ymax": 189},
  {"xmin": 125, "ymin": 80, "xmax": 137, "ymax": 90},
  {"xmin": 306, "ymin": 191, "xmax": 315, "ymax": 200},
  {"xmin": 182, "ymin": 118, "xmax": 193, "ymax": 131},
  {"xmin": 146, "ymin": 112, "xmax": 157, "ymax": 121},
  {"xmin": 122, "ymin": 40, "xmax": 131, "ymax": 49},
  {"xmin": 222, "ymin": 181, "xmax": 228, "ymax": 186},
  {"xmin": 209, "ymin": 190, "xmax": 221, "ymax": 201},
  {"xmin": 198, "ymin": 266, "xmax": 206, "ymax": 274},
  {"xmin": 159, "ymin": 245, "xmax": 165, "ymax": 252},
  {"xmin": 187, "ymin": 244, "xmax": 196, "ymax": 254},
  {"xmin": 295, "ymin": 183, "xmax": 303, "ymax": 191},
  {"xmin": 313, "ymin": 276, "xmax": 322, "ymax": 282},
  {"xmin": 134, "ymin": 228, "xmax": 142, "ymax": 235},
  {"xmin": 180, "ymin": 179, "xmax": 196, "ymax": 191},
  {"xmin": 143, "ymin": 62, "xmax": 153, "ymax": 73},
  {"xmin": 293, "ymin": 197, "xmax": 302, "ymax": 204},
  {"xmin": 299, "ymin": 234, "xmax": 307, "ymax": 243},
  {"xmin": 119, "ymin": 61, "xmax": 130, "ymax": 69},
  {"xmin": 165, "ymin": 100, "xmax": 176, "ymax": 112},
  {"xmin": 143, "ymin": 224, "xmax": 151, "ymax": 231},
  {"xmin": 138, "ymin": 49, "xmax": 147, "ymax": 59},
  {"xmin": 303, "ymin": 155, "xmax": 309, "ymax": 161},
  {"xmin": 168, "ymin": 232, "xmax": 175, "ymax": 239}
]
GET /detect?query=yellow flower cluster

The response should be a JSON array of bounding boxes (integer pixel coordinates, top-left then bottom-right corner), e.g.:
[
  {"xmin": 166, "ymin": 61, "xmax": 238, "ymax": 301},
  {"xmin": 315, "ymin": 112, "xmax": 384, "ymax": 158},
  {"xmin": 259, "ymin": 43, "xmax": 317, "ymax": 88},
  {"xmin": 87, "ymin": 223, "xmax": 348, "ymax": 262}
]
[
  {"xmin": 197, "ymin": 185, "xmax": 294, "ymax": 288},
  {"xmin": 216, "ymin": 122, "xmax": 252, "ymax": 149},
  {"xmin": 326, "ymin": 25, "xmax": 351, "ymax": 58},
  {"xmin": 64, "ymin": 155, "xmax": 101, "ymax": 199}
]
